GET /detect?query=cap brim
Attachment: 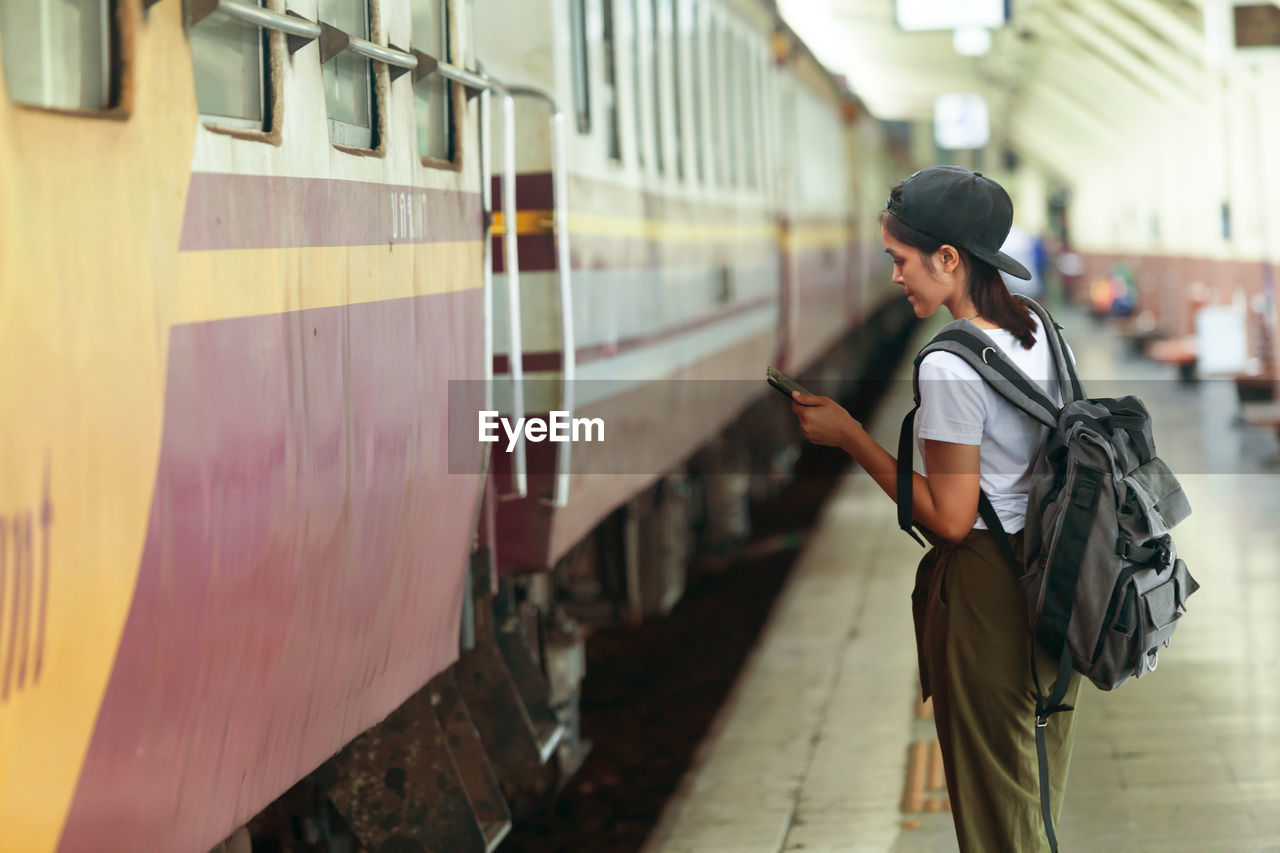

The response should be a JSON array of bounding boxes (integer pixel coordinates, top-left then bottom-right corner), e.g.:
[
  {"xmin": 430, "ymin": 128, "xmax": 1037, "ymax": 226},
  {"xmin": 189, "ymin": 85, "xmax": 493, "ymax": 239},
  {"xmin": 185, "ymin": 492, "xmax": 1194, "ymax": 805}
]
[{"xmin": 972, "ymin": 248, "xmax": 1032, "ymax": 280}]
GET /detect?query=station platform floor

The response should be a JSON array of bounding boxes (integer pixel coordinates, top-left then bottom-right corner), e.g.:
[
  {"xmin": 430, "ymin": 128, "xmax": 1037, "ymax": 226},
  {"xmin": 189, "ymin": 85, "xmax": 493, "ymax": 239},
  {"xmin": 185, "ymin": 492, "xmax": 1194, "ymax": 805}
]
[{"xmin": 642, "ymin": 303, "xmax": 1280, "ymax": 853}]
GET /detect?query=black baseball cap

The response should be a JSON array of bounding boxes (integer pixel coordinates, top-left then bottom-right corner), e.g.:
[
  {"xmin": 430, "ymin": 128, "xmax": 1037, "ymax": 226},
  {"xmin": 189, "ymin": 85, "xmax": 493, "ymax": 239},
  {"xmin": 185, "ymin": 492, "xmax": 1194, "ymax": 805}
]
[{"xmin": 885, "ymin": 165, "xmax": 1032, "ymax": 280}]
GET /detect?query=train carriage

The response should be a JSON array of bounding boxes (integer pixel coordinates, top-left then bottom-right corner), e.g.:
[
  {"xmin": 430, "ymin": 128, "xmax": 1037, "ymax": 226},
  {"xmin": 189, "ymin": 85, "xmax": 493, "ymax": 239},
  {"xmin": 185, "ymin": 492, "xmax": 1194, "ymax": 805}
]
[
  {"xmin": 0, "ymin": 1, "xmax": 907, "ymax": 850},
  {"xmin": 2, "ymin": 1, "xmax": 489, "ymax": 850},
  {"xmin": 476, "ymin": 0, "xmax": 892, "ymax": 574}
]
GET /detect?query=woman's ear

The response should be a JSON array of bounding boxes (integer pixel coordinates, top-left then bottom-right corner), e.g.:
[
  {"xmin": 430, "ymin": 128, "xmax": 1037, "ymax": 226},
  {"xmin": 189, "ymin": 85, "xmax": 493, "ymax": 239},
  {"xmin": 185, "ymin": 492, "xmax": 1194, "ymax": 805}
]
[{"xmin": 937, "ymin": 244, "xmax": 962, "ymax": 274}]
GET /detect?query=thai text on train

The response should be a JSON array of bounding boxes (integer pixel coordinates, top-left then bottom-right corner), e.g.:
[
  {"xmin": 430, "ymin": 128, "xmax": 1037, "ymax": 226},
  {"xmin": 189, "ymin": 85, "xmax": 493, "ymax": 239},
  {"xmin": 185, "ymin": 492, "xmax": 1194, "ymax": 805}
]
[{"xmin": 478, "ymin": 411, "xmax": 605, "ymax": 452}]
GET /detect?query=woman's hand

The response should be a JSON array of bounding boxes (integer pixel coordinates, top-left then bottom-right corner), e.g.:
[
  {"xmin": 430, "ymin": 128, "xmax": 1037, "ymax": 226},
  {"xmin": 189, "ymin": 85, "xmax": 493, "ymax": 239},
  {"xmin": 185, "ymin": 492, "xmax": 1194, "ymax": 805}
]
[{"xmin": 791, "ymin": 392, "xmax": 861, "ymax": 450}]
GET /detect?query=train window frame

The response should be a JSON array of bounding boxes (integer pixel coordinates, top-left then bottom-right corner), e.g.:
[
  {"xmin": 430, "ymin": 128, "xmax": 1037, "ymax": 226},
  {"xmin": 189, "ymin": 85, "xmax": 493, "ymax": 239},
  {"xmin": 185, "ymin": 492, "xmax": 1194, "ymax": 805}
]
[
  {"xmin": 569, "ymin": 0, "xmax": 591, "ymax": 134},
  {"xmin": 629, "ymin": 0, "xmax": 645, "ymax": 169},
  {"xmin": 753, "ymin": 39, "xmax": 770, "ymax": 198},
  {"xmin": 707, "ymin": 8, "xmax": 722, "ymax": 187},
  {"xmin": 667, "ymin": 0, "xmax": 683, "ymax": 183},
  {"xmin": 321, "ymin": 0, "xmax": 380, "ymax": 153},
  {"xmin": 646, "ymin": 0, "xmax": 664, "ymax": 177},
  {"xmin": 738, "ymin": 32, "xmax": 756, "ymax": 191},
  {"xmin": 601, "ymin": 0, "xmax": 622, "ymax": 163},
  {"xmin": 687, "ymin": 0, "xmax": 704, "ymax": 185},
  {"xmin": 189, "ymin": 0, "xmax": 285, "ymax": 145},
  {"xmin": 722, "ymin": 14, "xmax": 739, "ymax": 189},
  {"xmin": 414, "ymin": 0, "xmax": 460, "ymax": 169},
  {"xmin": 0, "ymin": 0, "xmax": 131, "ymax": 117}
]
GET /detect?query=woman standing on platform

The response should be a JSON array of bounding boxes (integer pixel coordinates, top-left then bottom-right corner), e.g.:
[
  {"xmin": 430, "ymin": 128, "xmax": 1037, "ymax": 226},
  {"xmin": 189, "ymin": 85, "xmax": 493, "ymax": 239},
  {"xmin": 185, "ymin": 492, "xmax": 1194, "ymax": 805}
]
[{"xmin": 788, "ymin": 165, "xmax": 1081, "ymax": 853}]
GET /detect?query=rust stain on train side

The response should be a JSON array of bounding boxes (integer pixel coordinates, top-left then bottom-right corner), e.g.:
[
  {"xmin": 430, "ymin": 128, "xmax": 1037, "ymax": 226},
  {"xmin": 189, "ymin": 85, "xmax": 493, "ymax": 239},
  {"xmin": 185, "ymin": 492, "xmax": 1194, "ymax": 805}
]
[{"xmin": 0, "ymin": 464, "xmax": 53, "ymax": 702}]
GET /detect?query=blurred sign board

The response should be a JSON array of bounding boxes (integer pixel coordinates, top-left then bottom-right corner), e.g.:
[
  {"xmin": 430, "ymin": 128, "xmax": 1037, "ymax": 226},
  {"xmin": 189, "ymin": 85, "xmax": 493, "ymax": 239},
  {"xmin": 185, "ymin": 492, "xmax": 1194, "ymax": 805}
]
[
  {"xmin": 895, "ymin": 0, "xmax": 1008, "ymax": 31},
  {"xmin": 1233, "ymin": 4, "xmax": 1280, "ymax": 48},
  {"xmin": 934, "ymin": 93, "xmax": 989, "ymax": 150},
  {"xmin": 1205, "ymin": 1, "xmax": 1280, "ymax": 64},
  {"xmin": 1196, "ymin": 306, "xmax": 1248, "ymax": 375}
]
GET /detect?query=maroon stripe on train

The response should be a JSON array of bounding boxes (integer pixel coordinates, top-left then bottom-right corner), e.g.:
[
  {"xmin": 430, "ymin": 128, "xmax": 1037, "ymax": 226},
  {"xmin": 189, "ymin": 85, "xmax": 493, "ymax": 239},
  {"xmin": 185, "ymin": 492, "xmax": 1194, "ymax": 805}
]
[
  {"xmin": 489, "ymin": 219, "xmax": 848, "ymax": 276},
  {"xmin": 491, "ymin": 230, "xmax": 781, "ymax": 273},
  {"xmin": 492, "ymin": 233, "xmax": 558, "ymax": 274},
  {"xmin": 179, "ymin": 173, "xmax": 485, "ymax": 251},
  {"xmin": 491, "ymin": 294, "xmax": 775, "ymax": 374},
  {"xmin": 57, "ymin": 290, "xmax": 484, "ymax": 853},
  {"xmin": 490, "ymin": 172, "xmax": 556, "ymax": 210},
  {"xmin": 490, "ymin": 170, "xmax": 775, "ymax": 224}
]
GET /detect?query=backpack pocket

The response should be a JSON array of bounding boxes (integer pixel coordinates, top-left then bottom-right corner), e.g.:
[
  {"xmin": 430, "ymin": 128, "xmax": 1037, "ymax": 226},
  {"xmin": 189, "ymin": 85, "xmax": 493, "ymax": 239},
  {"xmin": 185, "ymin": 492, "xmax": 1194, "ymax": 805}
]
[
  {"xmin": 1119, "ymin": 457, "xmax": 1191, "ymax": 538},
  {"xmin": 1136, "ymin": 558, "xmax": 1198, "ymax": 677},
  {"xmin": 1092, "ymin": 557, "xmax": 1198, "ymax": 688}
]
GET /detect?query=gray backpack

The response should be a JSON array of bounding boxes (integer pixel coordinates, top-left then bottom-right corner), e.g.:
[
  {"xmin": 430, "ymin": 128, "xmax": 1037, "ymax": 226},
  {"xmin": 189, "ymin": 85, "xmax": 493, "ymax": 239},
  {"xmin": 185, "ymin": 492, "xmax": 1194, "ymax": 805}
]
[{"xmin": 896, "ymin": 296, "xmax": 1198, "ymax": 852}]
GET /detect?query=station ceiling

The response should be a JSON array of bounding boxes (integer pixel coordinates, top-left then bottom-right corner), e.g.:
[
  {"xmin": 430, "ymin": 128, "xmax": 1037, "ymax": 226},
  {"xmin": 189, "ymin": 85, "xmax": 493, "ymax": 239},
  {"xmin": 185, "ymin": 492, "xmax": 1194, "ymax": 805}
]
[{"xmin": 776, "ymin": 0, "xmax": 1231, "ymax": 174}]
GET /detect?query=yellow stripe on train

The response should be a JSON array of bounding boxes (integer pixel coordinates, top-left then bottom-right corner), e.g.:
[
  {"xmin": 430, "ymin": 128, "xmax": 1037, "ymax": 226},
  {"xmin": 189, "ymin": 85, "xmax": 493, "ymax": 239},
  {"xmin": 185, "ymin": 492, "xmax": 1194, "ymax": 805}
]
[{"xmin": 492, "ymin": 210, "xmax": 853, "ymax": 251}]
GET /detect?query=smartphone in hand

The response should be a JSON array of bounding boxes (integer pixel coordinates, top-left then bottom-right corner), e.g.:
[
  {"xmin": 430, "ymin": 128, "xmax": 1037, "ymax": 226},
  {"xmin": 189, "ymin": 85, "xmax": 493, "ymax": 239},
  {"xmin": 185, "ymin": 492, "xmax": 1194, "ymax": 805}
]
[{"xmin": 766, "ymin": 365, "xmax": 813, "ymax": 399}]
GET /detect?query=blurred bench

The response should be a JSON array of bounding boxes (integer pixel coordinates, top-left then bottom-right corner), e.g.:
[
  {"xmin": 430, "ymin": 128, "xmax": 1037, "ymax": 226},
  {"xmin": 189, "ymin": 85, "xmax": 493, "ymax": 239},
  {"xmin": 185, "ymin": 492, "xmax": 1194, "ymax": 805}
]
[
  {"xmin": 1240, "ymin": 401, "xmax": 1280, "ymax": 440},
  {"xmin": 1146, "ymin": 336, "xmax": 1197, "ymax": 383},
  {"xmin": 1115, "ymin": 311, "xmax": 1161, "ymax": 358},
  {"xmin": 1234, "ymin": 372, "xmax": 1277, "ymax": 405}
]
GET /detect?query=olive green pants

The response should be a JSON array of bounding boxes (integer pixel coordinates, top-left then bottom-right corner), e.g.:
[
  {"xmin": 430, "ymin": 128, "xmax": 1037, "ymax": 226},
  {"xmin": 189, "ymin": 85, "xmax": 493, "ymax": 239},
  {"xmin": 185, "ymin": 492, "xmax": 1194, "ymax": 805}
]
[{"xmin": 912, "ymin": 529, "xmax": 1082, "ymax": 853}]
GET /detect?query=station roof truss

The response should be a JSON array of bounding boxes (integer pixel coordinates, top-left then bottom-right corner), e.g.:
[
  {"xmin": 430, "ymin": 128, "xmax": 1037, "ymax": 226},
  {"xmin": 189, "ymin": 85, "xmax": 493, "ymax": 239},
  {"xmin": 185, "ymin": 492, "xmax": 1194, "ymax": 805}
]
[{"xmin": 776, "ymin": 0, "xmax": 1272, "ymax": 181}]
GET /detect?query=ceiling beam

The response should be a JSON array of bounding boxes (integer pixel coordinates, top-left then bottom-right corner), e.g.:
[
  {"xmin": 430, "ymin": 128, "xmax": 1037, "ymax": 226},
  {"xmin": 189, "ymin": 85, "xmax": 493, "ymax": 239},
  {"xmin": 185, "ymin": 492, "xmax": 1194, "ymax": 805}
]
[
  {"xmin": 1033, "ymin": 3, "xmax": 1204, "ymax": 113},
  {"xmin": 1070, "ymin": 0, "xmax": 1208, "ymax": 99},
  {"xmin": 1010, "ymin": 88, "xmax": 1109, "ymax": 158},
  {"xmin": 1019, "ymin": 77, "xmax": 1129, "ymax": 152},
  {"xmin": 1032, "ymin": 41, "xmax": 1167, "ymax": 126},
  {"xmin": 1115, "ymin": 0, "xmax": 1210, "ymax": 59}
]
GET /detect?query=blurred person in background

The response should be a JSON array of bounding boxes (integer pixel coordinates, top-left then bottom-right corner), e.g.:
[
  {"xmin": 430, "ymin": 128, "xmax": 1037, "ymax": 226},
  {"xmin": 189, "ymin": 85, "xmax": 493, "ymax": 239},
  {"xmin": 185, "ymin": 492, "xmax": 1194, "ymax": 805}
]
[{"xmin": 999, "ymin": 225, "xmax": 1045, "ymax": 299}]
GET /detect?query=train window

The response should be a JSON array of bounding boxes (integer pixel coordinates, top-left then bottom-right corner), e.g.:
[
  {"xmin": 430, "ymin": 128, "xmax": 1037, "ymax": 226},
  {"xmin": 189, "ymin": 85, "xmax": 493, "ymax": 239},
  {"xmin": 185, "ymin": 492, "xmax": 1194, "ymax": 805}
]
[
  {"xmin": 601, "ymin": 0, "xmax": 621, "ymax": 161},
  {"xmin": 646, "ymin": 0, "xmax": 663, "ymax": 175},
  {"xmin": 723, "ymin": 23, "xmax": 738, "ymax": 188},
  {"xmin": 688, "ymin": 0, "xmax": 704, "ymax": 184},
  {"xmin": 739, "ymin": 35, "xmax": 756, "ymax": 189},
  {"xmin": 569, "ymin": 0, "xmax": 590, "ymax": 134},
  {"xmin": 412, "ymin": 0, "xmax": 452, "ymax": 161},
  {"xmin": 630, "ymin": 0, "xmax": 643, "ymax": 167},
  {"xmin": 668, "ymin": 0, "xmax": 683, "ymax": 182},
  {"xmin": 753, "ymin": 42, "xmax": 768, "ymax": 192},
  {"xmin": 190, "ymin": 0, "xmax": 268, "ymax": 131},
  {"xmin": 0, "ymin": 0, "xmax": 112, "ymax": 110},
  {"xmin": 707, "ymin": 13, "xmax": 722, "ymax": 186},
  {"xmin": 320, "ymin": 0, "xmax": 374, "ymax": 148}
]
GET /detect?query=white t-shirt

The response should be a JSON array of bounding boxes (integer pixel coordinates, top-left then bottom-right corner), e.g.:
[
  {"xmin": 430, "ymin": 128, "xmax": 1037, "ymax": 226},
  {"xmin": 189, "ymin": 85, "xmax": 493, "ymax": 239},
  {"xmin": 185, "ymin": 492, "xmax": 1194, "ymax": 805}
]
[{"xmin": 915, "ymin": 312, "xmax": 1069, "ymax": 533}]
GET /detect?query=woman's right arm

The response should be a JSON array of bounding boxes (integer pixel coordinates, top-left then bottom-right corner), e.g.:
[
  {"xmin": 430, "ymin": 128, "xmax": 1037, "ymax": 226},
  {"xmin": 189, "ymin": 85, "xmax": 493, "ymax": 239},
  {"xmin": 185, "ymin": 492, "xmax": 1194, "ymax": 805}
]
[{"xmin": 791, "ymin": 394, "xmax": 981, "ymax": 542}]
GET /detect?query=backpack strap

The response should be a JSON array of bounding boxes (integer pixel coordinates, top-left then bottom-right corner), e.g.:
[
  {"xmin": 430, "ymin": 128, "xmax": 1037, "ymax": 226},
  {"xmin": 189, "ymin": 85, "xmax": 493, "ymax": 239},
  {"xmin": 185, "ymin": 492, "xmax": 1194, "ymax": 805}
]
[
  {"xmin": 897, "ymin": 319, "xmax": 1062, "ymax": 546},
  {"xmin": 917, "ymin": 325, "xmax": 1061, "ymax": 428},
  {"xmin": 896, "ymin": 403, "xmax": 927, "ymax": 546},
  {"xmin": 1027, "ymin": 464, "xmax": 1101, "ymax": 853},
  {"xmin": 976, "ymin": 490, "xmax": 1019, "ymax": 567},
  {"xmin": 1033, "ymin": 650, "xmax": 1076, "ymax": 853},
  {"xmin": 1016, "ymin": 295, "xmax": 1085, "ymax": 404}
]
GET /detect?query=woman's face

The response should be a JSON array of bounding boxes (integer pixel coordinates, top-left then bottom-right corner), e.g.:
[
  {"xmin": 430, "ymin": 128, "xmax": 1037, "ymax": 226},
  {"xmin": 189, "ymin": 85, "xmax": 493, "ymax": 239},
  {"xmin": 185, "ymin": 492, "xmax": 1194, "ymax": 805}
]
[{"xmin": 881, "ymin": 223, "xmax": 961, "ymax": 318}]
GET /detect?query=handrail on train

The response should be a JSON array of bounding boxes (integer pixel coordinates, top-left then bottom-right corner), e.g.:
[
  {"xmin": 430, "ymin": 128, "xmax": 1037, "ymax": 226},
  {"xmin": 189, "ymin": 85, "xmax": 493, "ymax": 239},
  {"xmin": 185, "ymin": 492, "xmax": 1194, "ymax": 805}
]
[
  {"xmin": 504, "ymin": 86, "xmax": 576, "ymax": 509},
  {"xmin": 193, "ymin": 1, "xmax": 532, "ymax": 502},
  {"xmin": 478, "ymin": 73, "xmax": 529, "ymax": 501}
]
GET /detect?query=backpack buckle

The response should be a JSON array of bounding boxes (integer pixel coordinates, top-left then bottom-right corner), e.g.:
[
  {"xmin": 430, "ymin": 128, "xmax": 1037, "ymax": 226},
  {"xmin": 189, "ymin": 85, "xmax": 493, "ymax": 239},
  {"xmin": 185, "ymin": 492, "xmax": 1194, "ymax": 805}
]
[{"xmin": 1035, "ymin": 714, "xmax": 1050, "ymax": 729}]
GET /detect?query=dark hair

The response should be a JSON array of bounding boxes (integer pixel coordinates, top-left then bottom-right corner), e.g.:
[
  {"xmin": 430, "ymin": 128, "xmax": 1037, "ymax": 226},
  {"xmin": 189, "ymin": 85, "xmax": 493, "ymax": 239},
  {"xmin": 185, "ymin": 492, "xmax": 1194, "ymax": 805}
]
[{"xmin": 880, "ymin": 185, "xmax": 1036, "ymax": 350}]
